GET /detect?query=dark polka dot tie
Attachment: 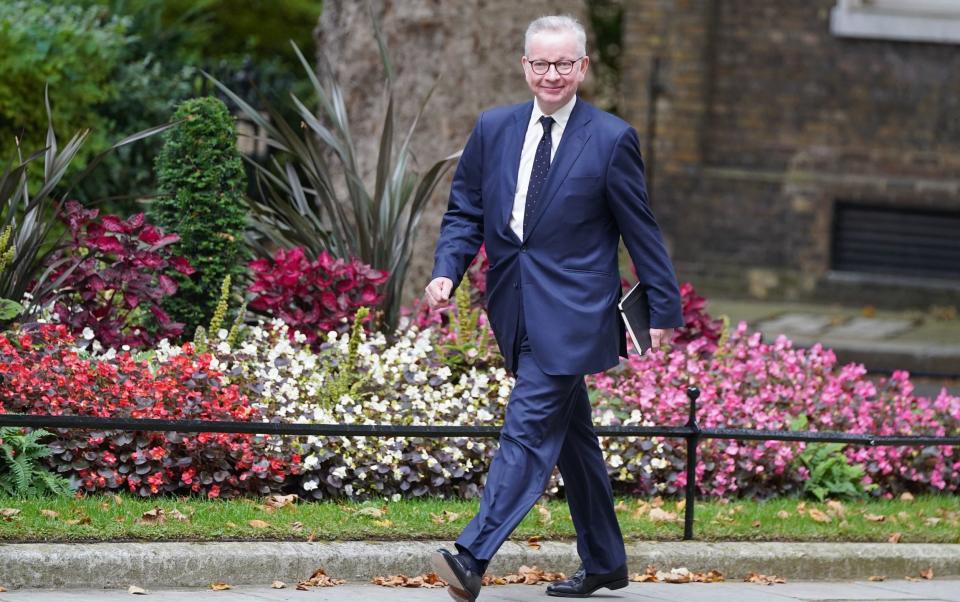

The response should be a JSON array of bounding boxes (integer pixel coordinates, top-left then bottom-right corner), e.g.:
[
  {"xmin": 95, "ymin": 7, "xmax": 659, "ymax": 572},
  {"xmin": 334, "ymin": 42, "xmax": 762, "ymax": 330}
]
[{"xmin": 523, "ymin": 116, "xmax": 555, "ymax": 239}]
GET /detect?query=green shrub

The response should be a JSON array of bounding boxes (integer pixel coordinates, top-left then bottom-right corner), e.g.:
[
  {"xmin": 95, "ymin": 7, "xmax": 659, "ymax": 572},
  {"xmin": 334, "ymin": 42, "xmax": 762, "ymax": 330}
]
[
  {"xmin": 0, "ymin": 428, "xmax": 73, "ymax": 498},
  {"xmin": 151, "ymin": 96, "xmax": 248, "ymax": 335},
  {"xmin": 0, "ymin": 2, "xmax": 129, "ymax": 175},
  {"xmin": 792, "ymin": 415, "xmax": 877, "ymax": 502}
]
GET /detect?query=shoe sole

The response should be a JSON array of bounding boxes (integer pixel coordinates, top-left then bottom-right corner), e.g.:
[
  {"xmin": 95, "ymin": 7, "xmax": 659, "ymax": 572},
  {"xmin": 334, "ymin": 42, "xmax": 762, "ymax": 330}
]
[
  {"xmin": 431, "ymin": 550, "xmax": 477, "ymax": 602},
  {"xmin": 546, "ymin": 577, "xmax": 629, "ymax": 598}
]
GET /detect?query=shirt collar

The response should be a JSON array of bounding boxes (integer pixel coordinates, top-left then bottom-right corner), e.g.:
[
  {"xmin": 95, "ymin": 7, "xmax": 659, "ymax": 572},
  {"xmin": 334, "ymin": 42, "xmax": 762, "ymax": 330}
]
[{"xmin": 530, "ymin": 95, "xmax": 577, "ymax": 133}]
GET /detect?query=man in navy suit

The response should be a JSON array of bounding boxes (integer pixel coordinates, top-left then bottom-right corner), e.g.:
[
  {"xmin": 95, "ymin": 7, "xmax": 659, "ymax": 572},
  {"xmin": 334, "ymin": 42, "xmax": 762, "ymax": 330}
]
[{"xmin": 425, "ymin": 14, "xmax": 683, "ymax": 601}]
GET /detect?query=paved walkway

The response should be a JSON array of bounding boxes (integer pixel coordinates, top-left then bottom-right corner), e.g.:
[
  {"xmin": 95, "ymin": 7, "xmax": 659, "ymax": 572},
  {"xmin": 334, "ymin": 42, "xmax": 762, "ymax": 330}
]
[
  {"xmin": 3, "ymin": 580, "xmax": 960, "ymax": 601},
  {"xmin": 708, "ymin": 298, "xmax": 960, "ymax": 382}
]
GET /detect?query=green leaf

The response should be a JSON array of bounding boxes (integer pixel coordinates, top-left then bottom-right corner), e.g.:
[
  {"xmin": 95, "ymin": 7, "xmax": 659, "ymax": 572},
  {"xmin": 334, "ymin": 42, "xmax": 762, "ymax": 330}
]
[{"xmin": 0, "ymin": 298, "xmax": 23, "ymax": 320}]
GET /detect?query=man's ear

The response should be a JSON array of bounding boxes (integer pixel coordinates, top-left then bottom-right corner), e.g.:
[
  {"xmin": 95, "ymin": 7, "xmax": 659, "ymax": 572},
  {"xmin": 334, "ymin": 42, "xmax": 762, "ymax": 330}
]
[{"xmin": 580, "ymin": 55, "xmax": 590, "ymax": 75}]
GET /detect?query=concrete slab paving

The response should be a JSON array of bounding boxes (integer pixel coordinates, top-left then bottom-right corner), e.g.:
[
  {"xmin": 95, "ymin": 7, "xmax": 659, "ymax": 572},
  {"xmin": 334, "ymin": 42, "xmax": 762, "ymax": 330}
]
[
  {"xmin": 754, "ymin": 314, "xmax": 835, "ymax": 337},
  {"xmin": 1, "ymin": 580, "xmax": 959, "ymax": 602},
  {"xmin": 827, "ymin": 316, "xmax": 915, "ymax": 340}
]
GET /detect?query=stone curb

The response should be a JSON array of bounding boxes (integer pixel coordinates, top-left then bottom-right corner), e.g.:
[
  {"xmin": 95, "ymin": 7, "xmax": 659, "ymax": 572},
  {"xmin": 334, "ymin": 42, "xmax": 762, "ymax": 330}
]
[{"xmin": 1, "ymin": 540, "xmax": 958, "ymax": 589}]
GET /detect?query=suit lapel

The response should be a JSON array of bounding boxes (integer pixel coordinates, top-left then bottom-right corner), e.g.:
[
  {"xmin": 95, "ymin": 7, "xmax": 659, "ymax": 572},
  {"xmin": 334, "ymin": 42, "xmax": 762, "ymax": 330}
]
[
  {"xmin": 501, "ymin": 102, "xmax": 533, "ymax": 229},
  {"xmin": 522, "ymin": 99, "xmax": 593, "ymax": 242}
]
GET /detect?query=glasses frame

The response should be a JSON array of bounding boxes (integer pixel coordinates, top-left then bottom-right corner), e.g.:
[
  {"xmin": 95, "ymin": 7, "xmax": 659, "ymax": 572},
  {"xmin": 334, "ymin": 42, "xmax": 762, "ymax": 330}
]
[{"xmin": 525, "ymin": 56, "xmax": 585, "ymax": 76}]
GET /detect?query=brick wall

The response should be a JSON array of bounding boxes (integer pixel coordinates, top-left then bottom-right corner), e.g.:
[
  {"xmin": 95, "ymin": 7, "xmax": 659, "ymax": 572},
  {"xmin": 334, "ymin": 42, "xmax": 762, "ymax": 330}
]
[{"xmin": 622, "ymin": 0, "xmax": 960, "ymax": 306}]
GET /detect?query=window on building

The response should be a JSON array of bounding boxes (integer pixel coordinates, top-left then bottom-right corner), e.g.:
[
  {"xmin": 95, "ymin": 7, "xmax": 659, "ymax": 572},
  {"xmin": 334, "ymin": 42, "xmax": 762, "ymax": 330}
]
[
  {"xmin": 830, "ymin": 0, "xmax": 960, "ymax": 44},
  {"xmin": 831, "ymin": 202, "xmax": 960, "ymax": 280}
]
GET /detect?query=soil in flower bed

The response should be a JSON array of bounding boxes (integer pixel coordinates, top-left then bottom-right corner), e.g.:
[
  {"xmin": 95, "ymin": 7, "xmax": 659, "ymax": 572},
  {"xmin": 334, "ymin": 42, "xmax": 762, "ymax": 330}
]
[{"xmin": 0, "ymin": 493, "xmax": 956, "ymax": 544}]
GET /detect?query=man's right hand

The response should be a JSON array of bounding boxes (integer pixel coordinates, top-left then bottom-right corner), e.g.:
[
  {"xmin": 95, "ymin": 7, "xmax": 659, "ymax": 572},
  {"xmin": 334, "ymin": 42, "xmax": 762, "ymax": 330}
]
[{"xmin": 424, "ymin": 277, "xmax": 454, "ymax": 309}]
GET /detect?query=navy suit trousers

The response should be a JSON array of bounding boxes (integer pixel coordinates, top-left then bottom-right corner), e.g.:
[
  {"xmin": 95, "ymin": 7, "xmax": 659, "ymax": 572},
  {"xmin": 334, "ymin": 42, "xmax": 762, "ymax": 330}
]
[{"xmin": 454, "ymin": 304, "xmax": 627, "ymax": 574}]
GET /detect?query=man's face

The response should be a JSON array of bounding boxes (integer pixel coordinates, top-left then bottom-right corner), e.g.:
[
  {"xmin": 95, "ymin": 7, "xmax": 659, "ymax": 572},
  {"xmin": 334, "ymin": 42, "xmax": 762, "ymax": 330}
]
[{"xmin": 522, "ymin": 30, "xmax": 589, "ymax": 114}]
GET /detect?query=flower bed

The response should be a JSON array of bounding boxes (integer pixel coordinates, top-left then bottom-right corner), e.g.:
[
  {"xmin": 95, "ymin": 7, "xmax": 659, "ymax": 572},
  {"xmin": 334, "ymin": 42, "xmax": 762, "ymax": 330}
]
[
  {"xmin": 591, "ymin": 322, "xmax": 960, "ymax": 499},
  {"xmin": 0, "ymin": 325, "xmax": 298, "ymax": 497}
]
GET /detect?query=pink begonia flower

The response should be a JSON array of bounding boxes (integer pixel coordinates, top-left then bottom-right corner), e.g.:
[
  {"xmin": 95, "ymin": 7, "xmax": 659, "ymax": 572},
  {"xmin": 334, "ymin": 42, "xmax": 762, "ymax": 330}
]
[{"xmin": 588, "ymin": 320, "xmax": 960, "ymax": 499}]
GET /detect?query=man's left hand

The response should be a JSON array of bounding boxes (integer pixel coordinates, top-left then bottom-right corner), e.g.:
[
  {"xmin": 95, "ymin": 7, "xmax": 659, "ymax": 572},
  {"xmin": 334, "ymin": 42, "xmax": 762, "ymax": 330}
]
[{"xmin": 649, "ymin": 328, "xmax": 674, "ymax": 350}]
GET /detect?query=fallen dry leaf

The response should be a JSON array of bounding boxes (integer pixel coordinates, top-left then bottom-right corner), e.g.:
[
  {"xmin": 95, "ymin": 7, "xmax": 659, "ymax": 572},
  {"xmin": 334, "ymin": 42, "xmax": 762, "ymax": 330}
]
[
  {"xmin": 614, "ymin": 500, "xmax": 629, "ymax": 512},
  {"xmin": 656, "ymin": 567, "xmax": 691, "ymax": 583},
  {"xmin": 290, "ymin": 521, "xmax": 304, "ymax": 533},
  {"xmin": 357, "ymin": 506, "xmax": 387, "ymax": 518},
  {"xmin": 65, "ymin": 515, "xmax": 91, "ymax": 526},
  {"xmin": 864, "ymin": 513, "xmax": 886, "ymax": 522},
  {"xmin": 0, "ymin": 586, "xmax": 6, "ymax": 592},
  {"xmin": 675, "ymin": 499, "xmax": 686, "ymax": 513},
  {"xmin": 371, "ymin": 573, "xmax": 444, "ymax": 588},
  {"xmin": 209, "ymin": 582, "xmax": 231, "ymax": 591},
  {"xmin": 649, "ymin": 508, "xmax": 678, "ymax": 522},
  {"xmin": 924, "ymin": 517, "xmax": 941, "ymax": 526},
  {"xmin": 430, "ymin": 510, "xmax": 462, "ymax": 525},
  {"xmin": 826, "ymin": 500, "xmax": 846, "ymax": 517},
  {"xmin": 298, "ymin": 568, "xmax": 346, "ymax": 589},
  {"xmin": 248, "ymin": 519, "xmax": 271, "ymax": 529},
  {"xmin": 0, "ymin": 508, "xmax": 20, "ymax": 518},
  {"xmin": 630, "ymin": 565, "xmax": 659, "ymax": 582},
  {"xmin": 372, "ymin": 519, "xmax": 393, "ymax": 528},
  {"xmin": 224, "ymin": 522, "xmax": 237, "ymax": 528},
  {"xmin": 868, "ymin": 575, "xmax": 886, "ymax": 581},
  {"xmin": 40, "ymin": 509, "xmax": 59, "ymax": 519},
  {"xmin": 266, "ymin": 494, "xmax": 298, "ymax": 510},
  {"xmin": 920, "ymin": 567, "xmax": 934, "ymax": 580},
  {"xmin": 744, "ymin": 572, "xmax": 786, "ymax": 585},
  {"xmin": 796, "ymin": 501, "xmax": 807, "ymax": 515},
  {"xmin": 808, "ymin": 509, "xmax": 831, "ymax": 523},
  {"xmin": 630, "ymin": 565, "xmax": 723, "ymax": 584},
  {"xmin": 271, "ymin": 580, "xmax": 286, "ymax": 589},
  {"xmin": 632, "ymin": 501, "xmax": 651, "ymax": 519},
  {"xmin": 651, "ymin": 496, "xmax": 664, "ymax": 507},
  {"xmin": 113, "ymin": 494, "xmax": 123, "ymax": 506},
  {"xmin": 526, "ymin": 536, "xmax": 542, "ymax": 550},
  {"xmin": 776, "ymin": 510, "xmax": 790, "ymax": 519},
  {"xmin": 888, "ymin": 532, "xmax": 902, "ymax": 544},
  {"xmin": 127, "ymin": 585, "xmax": 147, "ymax": 595},
  {"xmin": 169, "ymin": 509, "xmax": 189, "ymax": 522},
  {"xmin": 900, "ymin": 491, "xmax": 915, "ymax": 502},
  {"xmin": 696, "ymin": 569, "xmax": 725, "ymax": 583},
  {"xmin": 476, "ymin": 566, "xmax": 565, "ymax": 585},
  {"xmin": 751, "ymin": 520, "xmax": 761, "ymax": 528},
  {"xmin": 536, "ymin": 504, "xmax": 552, "ymax": 525},
  {"xmin": 136, "ymin": 508, "xmax": 165, "ymax": 525}
]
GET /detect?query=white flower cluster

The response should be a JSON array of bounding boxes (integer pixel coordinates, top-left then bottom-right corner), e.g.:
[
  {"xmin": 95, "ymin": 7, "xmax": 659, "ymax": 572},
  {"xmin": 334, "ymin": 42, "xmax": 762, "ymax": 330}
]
[{"xmin": 208, "ymin": 319, "xmax": 513, "ymax": 500}]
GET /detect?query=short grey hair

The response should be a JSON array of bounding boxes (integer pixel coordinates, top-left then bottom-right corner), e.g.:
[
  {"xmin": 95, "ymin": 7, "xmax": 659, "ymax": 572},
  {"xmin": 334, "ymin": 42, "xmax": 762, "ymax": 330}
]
[{"xmin": 524, "ymin": 15, "xmax": 587, "ymax": 57}]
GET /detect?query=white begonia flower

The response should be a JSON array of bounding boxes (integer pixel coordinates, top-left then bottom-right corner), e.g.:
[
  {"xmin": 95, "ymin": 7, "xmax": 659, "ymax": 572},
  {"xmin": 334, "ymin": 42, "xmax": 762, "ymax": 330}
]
[
  {"xmin": 303, "ymin": 478, "xmax": 319, "ymax": 491},
  {"xmin": 82, "ymin": 327, "xmax": 95, "ymax": 340},
  {"xmin": 332, "ymin": 466, "xmax": 348, "ymax": 479},
  {"xmin": 217, "ymin": 328, "xmax": 229, "ymax": 340},
  {"xmin": 608, "ymin": 454, "xmax": 623, "ymax": 468},
  {"xmin": 391, "ymin": 493, "xmax": 401, "ymax": 502}
]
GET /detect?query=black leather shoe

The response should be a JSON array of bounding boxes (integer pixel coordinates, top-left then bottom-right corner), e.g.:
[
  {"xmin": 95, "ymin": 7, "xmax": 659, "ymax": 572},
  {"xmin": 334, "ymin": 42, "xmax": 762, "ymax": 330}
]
[
  {"xmin": 431, "ymin": 548, "xmax": 482, "ymax": 602},
  {"xmin": 546, "ymin": 564, "xmax": 629, "ymax": 597}
]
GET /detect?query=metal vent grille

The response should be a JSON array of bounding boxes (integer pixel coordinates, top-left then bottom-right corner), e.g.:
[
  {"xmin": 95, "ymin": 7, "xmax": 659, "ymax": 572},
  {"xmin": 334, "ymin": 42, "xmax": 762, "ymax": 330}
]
[{"xmin": 831, "ymin": 202, "xmax": 960, "ymax": 280}]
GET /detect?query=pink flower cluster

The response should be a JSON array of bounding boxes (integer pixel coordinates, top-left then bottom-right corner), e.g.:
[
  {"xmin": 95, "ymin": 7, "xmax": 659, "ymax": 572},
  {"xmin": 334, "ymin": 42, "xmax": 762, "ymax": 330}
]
[{"xmin": 591, "ymin": 322, "xmax": 960, "ymax": 499}]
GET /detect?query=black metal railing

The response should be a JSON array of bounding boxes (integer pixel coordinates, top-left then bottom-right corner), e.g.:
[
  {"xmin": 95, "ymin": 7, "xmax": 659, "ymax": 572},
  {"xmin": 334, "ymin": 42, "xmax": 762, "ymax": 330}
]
[{"xmin": 2, "ymin": 385, "xmax": 958, "ymax": 540}]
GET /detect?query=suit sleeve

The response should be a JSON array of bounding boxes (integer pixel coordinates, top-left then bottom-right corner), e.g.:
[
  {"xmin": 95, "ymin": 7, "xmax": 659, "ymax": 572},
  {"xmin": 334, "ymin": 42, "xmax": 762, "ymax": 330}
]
[
  {"xmin": 605, "ymin": 126, "xmax": 684, "ymax": 329},
  {"xmin": 431, "ymin": 114, "xmax": 485, "ymax": 290}
]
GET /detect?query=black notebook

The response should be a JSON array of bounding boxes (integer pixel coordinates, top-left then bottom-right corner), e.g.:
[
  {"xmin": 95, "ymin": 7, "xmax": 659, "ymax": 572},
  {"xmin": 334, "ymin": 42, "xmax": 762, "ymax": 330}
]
[{"xmin": 618, "ymin": 281, "xmax": 652, "ymax": 355}]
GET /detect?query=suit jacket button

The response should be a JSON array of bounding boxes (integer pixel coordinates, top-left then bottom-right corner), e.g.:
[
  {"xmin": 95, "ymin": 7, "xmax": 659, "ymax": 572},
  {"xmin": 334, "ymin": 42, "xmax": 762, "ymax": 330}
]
[
  {"xmin": 514, "ymin": 282, "xmax": 520, "ymax": 289},
  {"xmin": 520, "ymin": 245, "xmax": 527, "ymax": 252}
]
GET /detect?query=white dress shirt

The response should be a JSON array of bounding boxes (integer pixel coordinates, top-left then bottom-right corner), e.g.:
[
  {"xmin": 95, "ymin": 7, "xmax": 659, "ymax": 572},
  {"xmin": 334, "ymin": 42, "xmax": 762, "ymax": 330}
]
[{"xmin": 509, "ymin": 95, "xmax": 577, "ymax": 241}]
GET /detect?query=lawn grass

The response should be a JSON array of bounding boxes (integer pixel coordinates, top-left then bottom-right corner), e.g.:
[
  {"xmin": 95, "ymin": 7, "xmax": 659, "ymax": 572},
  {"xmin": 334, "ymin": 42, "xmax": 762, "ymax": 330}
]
[{"xmin": 0, "ymin": 492, "xmax": 956, "ymax": 544}]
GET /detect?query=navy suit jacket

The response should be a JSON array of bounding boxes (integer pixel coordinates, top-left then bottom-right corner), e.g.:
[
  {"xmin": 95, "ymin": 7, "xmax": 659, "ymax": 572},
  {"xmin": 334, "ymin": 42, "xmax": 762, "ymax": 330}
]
[{"xmin": 432, "ymin": 97, "xmax": 683, "ymax": 375}]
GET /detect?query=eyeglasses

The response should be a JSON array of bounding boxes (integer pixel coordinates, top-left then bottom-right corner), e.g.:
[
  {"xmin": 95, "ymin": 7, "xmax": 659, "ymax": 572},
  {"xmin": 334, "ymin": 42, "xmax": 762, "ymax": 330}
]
[{"xmin": 526, "ymin": 56, "xmax": 584, "ymax": 75}]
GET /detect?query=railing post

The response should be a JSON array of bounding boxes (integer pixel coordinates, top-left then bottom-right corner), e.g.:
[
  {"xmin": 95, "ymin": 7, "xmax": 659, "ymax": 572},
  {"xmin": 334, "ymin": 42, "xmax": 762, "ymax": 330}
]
[{"xmin": 683, "ymin": 385, "xmax": 701, "ymax": 540}]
